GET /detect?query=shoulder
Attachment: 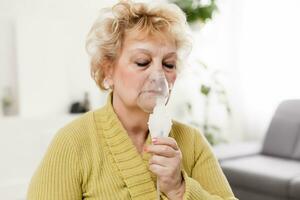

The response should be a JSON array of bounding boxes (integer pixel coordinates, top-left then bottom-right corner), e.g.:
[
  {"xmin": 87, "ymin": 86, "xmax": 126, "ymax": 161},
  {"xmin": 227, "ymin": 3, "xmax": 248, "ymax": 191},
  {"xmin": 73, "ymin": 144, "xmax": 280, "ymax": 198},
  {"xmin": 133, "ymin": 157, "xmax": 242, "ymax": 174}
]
[
  {"xmin": 49, "ymin": 110, "xmax": 100, "ymax": 154},
  {"xmin": 171, "ymin": 120, "xmax": 198, "ymax": 152},
  {"xmin": 171, "ymin": 120, "xmax": 201, "ymax": 141},
  {"xmin": 171, "ymin": 120, "xmax": 211, "ymax": 154},
  {"xmin": 55, "ymin": 111, "xmax": 95, "ymax": 139}
]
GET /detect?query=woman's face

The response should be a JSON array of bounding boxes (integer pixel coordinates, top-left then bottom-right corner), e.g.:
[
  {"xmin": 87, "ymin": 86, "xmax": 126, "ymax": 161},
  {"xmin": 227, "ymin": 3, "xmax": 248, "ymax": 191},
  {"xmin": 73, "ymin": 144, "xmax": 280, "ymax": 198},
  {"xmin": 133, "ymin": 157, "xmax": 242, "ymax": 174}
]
[{"xmin": 110, "ymin": 31, "xmax": 177, "ymax": 113}]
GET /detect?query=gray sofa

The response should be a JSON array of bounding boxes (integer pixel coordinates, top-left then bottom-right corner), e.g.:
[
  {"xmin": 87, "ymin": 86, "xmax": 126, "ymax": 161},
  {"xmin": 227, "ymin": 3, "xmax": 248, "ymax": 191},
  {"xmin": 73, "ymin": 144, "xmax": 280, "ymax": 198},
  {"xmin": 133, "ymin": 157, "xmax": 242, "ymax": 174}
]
[{"xmin": 216, "ymin": 100, "xmax": 300, "ymax": 200}]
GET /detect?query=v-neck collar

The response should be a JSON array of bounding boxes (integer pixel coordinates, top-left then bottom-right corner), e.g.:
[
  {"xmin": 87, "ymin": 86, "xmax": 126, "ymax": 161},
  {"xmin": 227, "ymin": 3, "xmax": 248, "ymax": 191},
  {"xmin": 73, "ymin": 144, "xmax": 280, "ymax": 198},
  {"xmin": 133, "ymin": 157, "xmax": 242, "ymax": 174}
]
[{"xmin": 94, "ymin": 93, "xmax": 159, "ymax": 200}]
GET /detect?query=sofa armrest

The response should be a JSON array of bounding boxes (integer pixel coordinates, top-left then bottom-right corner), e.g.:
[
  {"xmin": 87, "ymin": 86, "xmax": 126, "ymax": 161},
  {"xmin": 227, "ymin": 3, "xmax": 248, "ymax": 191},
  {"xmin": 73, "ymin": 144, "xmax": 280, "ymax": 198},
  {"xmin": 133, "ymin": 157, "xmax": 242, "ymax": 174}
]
[{"xmin": 213, "ymin": 141, "xmax": 262, "ymax": 162}]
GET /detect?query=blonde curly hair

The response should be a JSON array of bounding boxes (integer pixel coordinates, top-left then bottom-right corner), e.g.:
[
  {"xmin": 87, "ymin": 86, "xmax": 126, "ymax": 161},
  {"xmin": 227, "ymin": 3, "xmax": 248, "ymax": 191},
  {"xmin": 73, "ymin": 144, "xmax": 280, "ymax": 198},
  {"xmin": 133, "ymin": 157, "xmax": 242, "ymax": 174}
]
[{"xmin": 86, "ymin": 0, "xmax": 192, "ymax": 90}]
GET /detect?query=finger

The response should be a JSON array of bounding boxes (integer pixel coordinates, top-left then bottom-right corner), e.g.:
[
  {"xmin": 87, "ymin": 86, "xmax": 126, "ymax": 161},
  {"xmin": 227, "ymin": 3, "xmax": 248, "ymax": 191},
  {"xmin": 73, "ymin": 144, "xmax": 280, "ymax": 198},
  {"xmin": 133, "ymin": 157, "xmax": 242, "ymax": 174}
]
[
  {"xmin": 149, "ymin": 163, "xmax": 168, "ymax": 175},
  {"xmin": 149, "ymin": 155, "xmax": 174, "ymax": 167},
  {"xmin": 152, "ymin": 137, "xmax": 179, "ymax": 150},
  {"xmin": 145, "ymin": 144, "xmax": 176, "ymax": 157}
]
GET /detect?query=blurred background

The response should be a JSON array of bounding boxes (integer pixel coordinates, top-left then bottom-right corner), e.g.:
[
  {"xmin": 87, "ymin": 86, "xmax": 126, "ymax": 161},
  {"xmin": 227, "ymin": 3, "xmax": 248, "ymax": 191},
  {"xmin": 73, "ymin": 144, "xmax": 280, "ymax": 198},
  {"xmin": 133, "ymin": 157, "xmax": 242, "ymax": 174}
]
[{"xmin": 1, "ymin": 0, "xmax": 300, "ymax": 199}]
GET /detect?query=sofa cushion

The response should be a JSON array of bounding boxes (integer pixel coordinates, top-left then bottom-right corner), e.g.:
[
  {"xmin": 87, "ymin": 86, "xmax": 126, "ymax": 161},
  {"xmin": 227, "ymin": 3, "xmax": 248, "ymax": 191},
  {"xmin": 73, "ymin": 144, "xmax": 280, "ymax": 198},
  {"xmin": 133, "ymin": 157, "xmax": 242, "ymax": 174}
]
[
  {"xmin": 232, "ymin": 186, "xmax": 287, "ymax": 200},
  {"xmin": 292, "ymin": 138, "xmax": 300, "ymax": 160},
  {"xmin": 221, "ymin": 155, "xmax": 300, "ymax": 197},
  {"xmin": 289, "ymin": 177, "xmax": 300, "ymax": 199},
  {"xmin": 262, "ymin": 116, "xmax": 300, "ymax": 158}
]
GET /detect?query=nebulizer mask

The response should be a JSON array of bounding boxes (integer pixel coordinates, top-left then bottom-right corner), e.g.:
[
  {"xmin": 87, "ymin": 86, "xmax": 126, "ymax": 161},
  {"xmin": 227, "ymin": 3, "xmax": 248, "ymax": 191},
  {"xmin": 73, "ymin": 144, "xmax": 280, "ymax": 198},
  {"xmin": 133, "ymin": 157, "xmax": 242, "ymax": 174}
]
[
  {"xmin": 137, "ymin": 70, "xmax": 169, "ymax": 112},
  {"xmin": 137, "ymin": 70, "xmax": 173, "ymax": 199},
  {"xmin": 136, "ymin": 70, "xmax": 172, "ymax": 137}
]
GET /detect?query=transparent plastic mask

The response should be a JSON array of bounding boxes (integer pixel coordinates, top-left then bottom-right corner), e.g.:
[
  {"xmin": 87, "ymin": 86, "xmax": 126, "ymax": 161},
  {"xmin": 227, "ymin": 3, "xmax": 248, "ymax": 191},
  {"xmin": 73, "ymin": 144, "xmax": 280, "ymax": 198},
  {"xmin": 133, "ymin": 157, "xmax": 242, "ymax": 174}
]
[{"xmin": 137, "ymin": 70, "xmax": 170, "ymax": 113}]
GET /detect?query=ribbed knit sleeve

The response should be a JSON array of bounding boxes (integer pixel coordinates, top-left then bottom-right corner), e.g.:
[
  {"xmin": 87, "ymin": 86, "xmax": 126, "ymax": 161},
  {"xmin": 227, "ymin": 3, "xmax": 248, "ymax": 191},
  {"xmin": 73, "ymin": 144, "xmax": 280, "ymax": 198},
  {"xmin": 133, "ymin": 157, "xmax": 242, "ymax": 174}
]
[
  {"xmin": 27, "ymin": 128, "xmax": 82, "ymax": 200},
  {"xmin": 182, "ymin": 130, "xmax": 237, "ymax": 200}
]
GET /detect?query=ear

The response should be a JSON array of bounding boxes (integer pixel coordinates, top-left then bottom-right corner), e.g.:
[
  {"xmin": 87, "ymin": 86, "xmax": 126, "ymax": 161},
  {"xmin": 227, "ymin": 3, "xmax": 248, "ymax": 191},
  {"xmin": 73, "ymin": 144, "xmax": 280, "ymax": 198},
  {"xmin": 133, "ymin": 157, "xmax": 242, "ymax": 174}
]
[{"xmin": 102, "ymin": 59, "xmax": 114, "ymax": 86}]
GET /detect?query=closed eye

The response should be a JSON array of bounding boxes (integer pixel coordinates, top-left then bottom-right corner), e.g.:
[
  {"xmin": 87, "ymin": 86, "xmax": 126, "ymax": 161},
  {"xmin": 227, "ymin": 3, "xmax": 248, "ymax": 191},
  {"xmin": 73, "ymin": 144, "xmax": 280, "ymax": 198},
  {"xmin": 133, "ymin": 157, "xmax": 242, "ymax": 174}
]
[
  {"xmin": 163, "ymin": 63, "xmax": 176, "ymax": 69},
  {"xmin": 135, "ymin": 61, "xmax": 150, "ymax": 67}
]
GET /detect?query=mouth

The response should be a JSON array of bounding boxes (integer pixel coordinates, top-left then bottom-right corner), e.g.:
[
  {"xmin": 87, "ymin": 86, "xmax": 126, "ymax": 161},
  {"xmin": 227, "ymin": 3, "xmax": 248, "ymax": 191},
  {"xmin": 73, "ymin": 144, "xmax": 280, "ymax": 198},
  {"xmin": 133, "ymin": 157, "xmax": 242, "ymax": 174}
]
[
  {"xmin": 145, "ymin": 90, "xmax": 160, "ymax": 93},
  {"xmin": 139, "ymin": 90, "xmax": 162, "ymax": 96}
]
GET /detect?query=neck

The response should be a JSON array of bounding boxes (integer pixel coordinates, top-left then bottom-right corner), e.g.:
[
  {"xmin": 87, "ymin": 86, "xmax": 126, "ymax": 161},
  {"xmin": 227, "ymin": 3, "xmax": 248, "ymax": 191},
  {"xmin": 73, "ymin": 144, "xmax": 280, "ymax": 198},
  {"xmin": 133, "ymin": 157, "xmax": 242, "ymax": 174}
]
[{"xmin": 112, "ymin": 95, "xmax": 149, "ymax": 139}]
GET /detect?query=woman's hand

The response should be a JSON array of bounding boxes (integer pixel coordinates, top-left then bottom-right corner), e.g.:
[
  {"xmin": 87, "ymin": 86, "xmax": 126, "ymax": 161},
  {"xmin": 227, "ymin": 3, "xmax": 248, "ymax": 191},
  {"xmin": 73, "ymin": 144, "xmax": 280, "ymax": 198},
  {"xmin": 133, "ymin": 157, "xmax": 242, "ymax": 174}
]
[{"xmin": 144, "ymin": 137, "xmax": 185, "ymax": 200}]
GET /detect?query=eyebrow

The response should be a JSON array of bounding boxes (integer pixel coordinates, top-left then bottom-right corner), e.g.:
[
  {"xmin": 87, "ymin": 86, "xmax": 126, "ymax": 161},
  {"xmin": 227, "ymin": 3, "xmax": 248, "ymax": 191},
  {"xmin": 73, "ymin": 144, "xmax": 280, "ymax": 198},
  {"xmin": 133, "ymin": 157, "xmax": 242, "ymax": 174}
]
[{"xmin": 129, "ymin": 48, "xmax": 177, "ymax": 57}]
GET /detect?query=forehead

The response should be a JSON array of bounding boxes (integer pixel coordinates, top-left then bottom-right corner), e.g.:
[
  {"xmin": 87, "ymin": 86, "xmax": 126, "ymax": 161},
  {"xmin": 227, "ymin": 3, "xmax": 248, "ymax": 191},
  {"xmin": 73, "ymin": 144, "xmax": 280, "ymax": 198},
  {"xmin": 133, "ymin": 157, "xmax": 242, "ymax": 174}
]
[{"xmin": 122, "ymin": 30, "xmax": 177, "ymax": 54}]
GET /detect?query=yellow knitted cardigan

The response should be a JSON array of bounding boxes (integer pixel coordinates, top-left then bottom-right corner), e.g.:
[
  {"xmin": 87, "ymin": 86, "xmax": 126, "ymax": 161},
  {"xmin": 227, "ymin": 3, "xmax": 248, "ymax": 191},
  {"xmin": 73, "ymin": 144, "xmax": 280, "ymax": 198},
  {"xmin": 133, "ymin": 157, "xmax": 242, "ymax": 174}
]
[{"xmin": 27, "ymin": 96, "xmax": 237, "ymax": 200}]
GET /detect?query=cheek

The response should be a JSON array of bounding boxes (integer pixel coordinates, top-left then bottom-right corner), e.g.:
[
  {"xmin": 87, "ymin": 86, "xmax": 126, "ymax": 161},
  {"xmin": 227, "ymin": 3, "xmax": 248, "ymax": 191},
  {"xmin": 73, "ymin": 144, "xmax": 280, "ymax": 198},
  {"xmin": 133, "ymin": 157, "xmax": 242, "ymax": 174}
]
[
  {"xmin": 117, "ymin": 68, "xmax": 144, "ymax": 91},
  {"xmin": 118, "ymin": 70, "xmax": 135, "ymax": 88},
  {"xmin": 167, "ymin": 73, "xmax": 177, "ymax": 86}
]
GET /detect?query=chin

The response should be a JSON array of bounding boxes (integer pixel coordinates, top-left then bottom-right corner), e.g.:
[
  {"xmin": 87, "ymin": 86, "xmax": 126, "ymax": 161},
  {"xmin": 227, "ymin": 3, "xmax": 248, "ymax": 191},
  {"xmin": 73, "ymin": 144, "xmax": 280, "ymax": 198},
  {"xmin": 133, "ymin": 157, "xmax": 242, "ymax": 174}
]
[{"xmin": 136, "ymin": 93, "xmax": 157, "ymax": 113}]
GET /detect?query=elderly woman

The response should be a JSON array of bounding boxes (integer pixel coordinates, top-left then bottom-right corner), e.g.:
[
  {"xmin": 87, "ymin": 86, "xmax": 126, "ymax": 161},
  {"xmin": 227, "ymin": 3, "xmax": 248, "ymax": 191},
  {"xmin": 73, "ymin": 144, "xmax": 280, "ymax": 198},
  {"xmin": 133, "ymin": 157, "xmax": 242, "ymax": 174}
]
[{"xmin": 27, "ymin": 1, "xmax": 237, "ymax": 200}]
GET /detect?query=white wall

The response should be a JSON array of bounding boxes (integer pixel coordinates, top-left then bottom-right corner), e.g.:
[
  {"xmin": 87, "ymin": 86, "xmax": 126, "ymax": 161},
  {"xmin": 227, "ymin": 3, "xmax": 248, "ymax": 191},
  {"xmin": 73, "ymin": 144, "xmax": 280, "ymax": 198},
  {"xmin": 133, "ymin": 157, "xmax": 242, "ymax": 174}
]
[
  {"xmin": 0, "ymin": 0, "xmax": 117, "ymax": 117},
  {"xmin": 237, "ymin": 0, "xmax": 300, "ymax": 139},
  {"xmin": 0, "ymin": 18, "xmax": 18, "ymax": 115},
  {"xmin": 168, "ymin": 0, "xmax": 245, "ymax": 141},
  {"xmin": 178, "ymin": 0, "xmax": 300, "ymax": 140}
]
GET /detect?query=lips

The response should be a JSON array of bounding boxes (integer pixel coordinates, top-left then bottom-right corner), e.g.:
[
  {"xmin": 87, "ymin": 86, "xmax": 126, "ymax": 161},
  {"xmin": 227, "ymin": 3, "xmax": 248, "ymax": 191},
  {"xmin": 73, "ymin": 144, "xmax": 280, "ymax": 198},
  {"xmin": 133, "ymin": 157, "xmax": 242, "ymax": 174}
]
[
  {"xmin": 141, "ymin": 90, "xmax": 161, "ymax": 94},
  {"xmin": 140, "ymin": 90, "xmax": 161, "ymax": 95}
]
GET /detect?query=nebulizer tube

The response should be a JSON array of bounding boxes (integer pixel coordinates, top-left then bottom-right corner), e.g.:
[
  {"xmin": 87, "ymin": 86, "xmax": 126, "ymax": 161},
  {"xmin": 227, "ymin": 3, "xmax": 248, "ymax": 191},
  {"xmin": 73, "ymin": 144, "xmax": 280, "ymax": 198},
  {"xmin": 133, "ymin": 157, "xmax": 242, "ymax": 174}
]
[{"xmin": 137, "ymin": 70, "xmax": 173, "ymax": 200}]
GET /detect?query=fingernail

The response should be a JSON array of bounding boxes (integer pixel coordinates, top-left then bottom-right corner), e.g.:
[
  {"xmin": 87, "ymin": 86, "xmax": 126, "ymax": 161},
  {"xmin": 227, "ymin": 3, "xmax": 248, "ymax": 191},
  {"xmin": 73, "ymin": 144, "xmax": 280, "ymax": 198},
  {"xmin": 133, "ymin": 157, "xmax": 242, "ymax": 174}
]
[
  {"xmin": 143, "ymin": 146, "xmax": 148, "ymax": 152},
  {"xmin": 152, "ymin": 137, "xmax": 157, "ymax": 144}
]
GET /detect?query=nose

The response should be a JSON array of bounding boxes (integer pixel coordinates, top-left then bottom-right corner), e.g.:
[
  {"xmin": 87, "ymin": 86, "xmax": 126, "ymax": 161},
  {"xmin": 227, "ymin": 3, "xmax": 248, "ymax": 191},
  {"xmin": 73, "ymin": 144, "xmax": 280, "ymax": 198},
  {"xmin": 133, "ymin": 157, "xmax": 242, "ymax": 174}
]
[
  {"xmin": 148, "ymin": 70, "xmax": 166, "ymax": 84},
  {"xmin": 148, "ymin": 61, "xmax": 166, "ymax": 80},
  {"xmin": 146, "ymin": 60, "xmax": 175, "ymax": 91},
  {"xmin": 147, "ymin": 70, "xmax": 169, "ymax": 95}
]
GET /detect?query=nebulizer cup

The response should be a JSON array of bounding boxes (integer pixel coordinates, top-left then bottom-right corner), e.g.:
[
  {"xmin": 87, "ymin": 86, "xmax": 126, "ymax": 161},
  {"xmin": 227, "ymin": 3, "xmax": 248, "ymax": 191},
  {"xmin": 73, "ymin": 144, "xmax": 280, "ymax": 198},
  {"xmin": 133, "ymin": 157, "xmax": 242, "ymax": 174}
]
[{"xmin": 137, "ymin": 70, "xmax": 173, "ymax": 199}]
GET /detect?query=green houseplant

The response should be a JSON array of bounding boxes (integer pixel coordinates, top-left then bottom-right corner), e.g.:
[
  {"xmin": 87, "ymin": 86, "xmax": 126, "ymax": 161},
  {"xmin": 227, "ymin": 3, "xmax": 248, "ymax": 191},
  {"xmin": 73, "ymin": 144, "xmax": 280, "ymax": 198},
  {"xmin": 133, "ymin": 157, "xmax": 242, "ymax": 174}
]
[
  {"xmin": 171, "ymin": 0, "xmax": 218, "ymax": 23},
  {"xmin": 169, "ymin": 0, "xmax": 232, "ymax": 145},
  {"xmin": 182, "ymin": 60, "xmax": 232, "ymax": 145},
  {"xmin": 1, "ymin": 87, "xmax": 13, "ymax": 116},
  {"xmin": 197, "ymin": 61, "xmax": 232, "ymax": 145}
]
